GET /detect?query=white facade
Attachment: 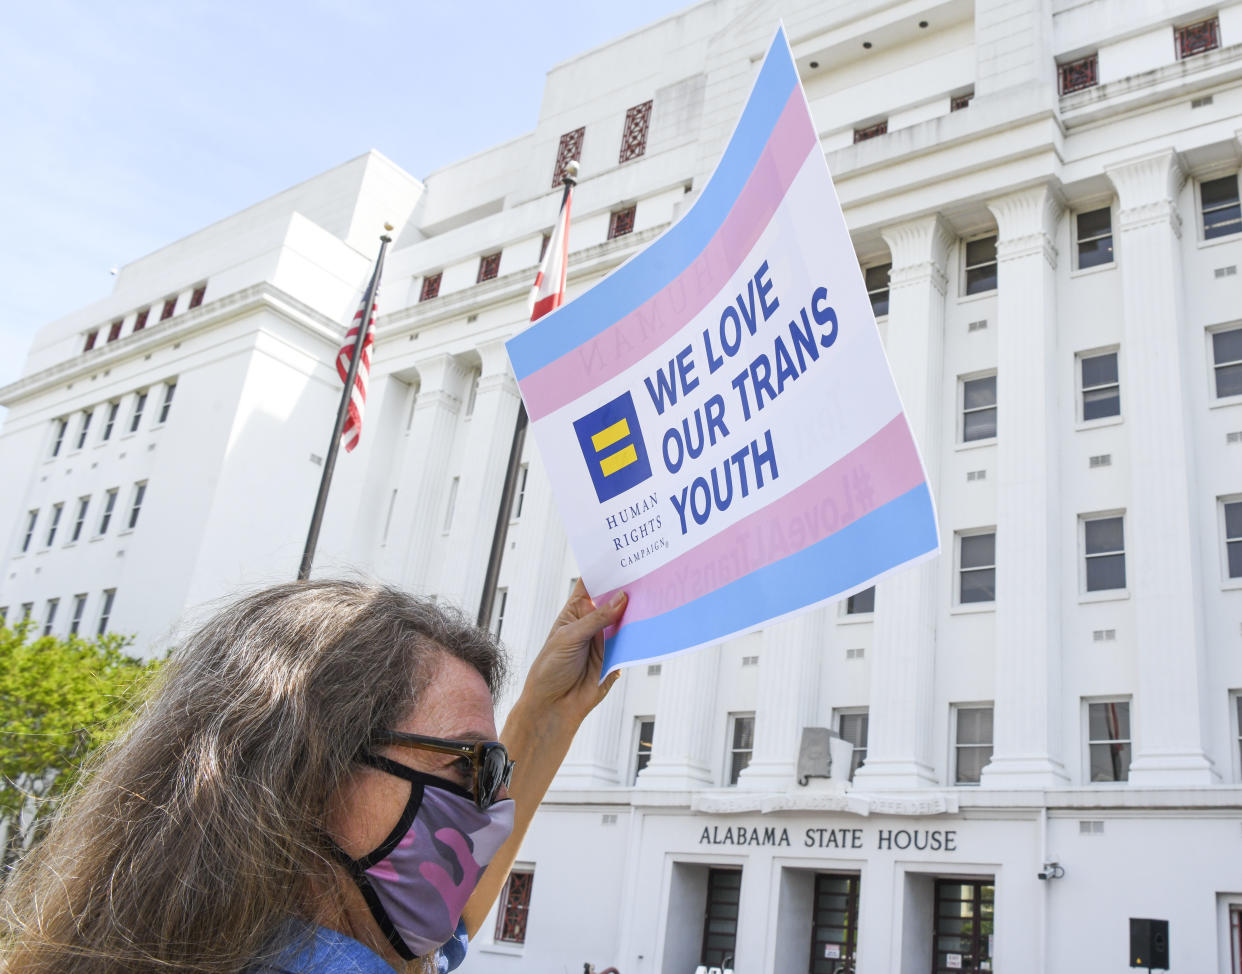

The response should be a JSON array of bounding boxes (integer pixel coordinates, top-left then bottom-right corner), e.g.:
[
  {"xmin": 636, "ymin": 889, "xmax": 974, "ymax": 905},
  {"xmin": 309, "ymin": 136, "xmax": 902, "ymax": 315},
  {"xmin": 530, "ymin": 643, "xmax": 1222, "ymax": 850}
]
[{"xmin": 3, "ymin": 1, "xmax": 1242, "ymax": 971}]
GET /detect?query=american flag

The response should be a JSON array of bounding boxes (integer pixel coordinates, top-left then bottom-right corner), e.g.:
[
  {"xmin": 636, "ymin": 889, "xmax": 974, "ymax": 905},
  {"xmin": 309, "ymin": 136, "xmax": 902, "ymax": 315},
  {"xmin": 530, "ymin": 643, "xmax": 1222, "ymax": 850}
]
[
  {"xmin": 335, "ymin": 286, "xmax": 379, "ymax": 452},
  {"xmin": 528, "ymin": 173, "xmax": 575, "ymax": 322}
]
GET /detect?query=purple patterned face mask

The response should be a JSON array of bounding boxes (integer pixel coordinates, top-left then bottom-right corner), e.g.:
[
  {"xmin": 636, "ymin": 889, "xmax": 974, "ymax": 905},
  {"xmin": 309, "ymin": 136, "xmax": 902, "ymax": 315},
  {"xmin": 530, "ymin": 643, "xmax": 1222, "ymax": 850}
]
[{"xmin": 339, "ymin": 753, "xmax": 515, "ymax": 960}]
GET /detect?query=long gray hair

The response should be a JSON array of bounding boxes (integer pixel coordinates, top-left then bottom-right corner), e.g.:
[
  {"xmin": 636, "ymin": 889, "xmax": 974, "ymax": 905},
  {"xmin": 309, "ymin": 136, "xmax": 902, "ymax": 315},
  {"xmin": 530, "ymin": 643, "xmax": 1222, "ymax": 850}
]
[{"xmin": 1, "ymin": 579, "xmax": 506, "ymax": 973}]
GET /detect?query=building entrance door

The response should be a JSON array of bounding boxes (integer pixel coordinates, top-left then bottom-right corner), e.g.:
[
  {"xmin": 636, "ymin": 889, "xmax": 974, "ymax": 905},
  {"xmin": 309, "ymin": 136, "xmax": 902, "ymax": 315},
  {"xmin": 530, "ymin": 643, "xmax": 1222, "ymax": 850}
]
[
  {"xmin": 808, "ymin": 872, "xmax": 860, "ymax": 973},
  {"xmin": 932, "ymin": 878, "xmax": 994, "ymax": 973}
]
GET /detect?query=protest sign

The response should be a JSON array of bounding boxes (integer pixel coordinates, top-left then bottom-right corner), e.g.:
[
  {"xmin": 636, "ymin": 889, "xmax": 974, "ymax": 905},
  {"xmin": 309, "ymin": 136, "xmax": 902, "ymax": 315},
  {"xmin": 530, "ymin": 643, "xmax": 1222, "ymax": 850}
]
[{"xmin": 506, "ymin": 26, "xmax": 939, "ymax": 677}]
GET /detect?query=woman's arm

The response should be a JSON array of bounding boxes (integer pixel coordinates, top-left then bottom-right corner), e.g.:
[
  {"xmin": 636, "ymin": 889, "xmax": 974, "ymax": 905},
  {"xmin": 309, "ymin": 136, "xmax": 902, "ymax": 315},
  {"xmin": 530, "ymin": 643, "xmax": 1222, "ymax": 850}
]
[{"xmin": 462, "ymin": 582, "xmax": 626, "ymax": 936}]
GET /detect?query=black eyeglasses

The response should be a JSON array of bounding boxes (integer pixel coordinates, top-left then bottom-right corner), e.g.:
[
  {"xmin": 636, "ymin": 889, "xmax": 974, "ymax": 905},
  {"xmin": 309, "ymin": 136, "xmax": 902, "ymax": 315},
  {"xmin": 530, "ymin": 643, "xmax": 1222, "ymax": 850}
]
[{"xmin": 372, "ymin": 730, "xmax": 514, "ymax": 810}]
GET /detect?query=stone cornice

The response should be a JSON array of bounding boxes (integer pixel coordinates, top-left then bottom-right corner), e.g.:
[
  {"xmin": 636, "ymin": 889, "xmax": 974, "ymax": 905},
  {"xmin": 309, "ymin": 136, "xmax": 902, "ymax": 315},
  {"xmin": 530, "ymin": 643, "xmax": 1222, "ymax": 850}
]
[
  {"xmin": 377, "ymin": 224, "xmax": 667, "ymax": 339},
  {"xmin": 0, "ymin": 283, "xmax": 343, "ymax": 408},
  {"xmin": 692, "ymin": 789, "xmax": 961, "ymax": 817}
]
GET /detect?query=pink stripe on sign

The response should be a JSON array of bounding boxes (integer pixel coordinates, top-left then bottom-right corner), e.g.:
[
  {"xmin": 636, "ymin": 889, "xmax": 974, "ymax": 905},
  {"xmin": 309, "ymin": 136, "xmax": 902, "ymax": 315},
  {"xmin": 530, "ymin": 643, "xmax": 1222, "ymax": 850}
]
[
  {"xmin": 520, "ymin": 88, "xmax": 817, "ymax": 421},
  {"xmin": 598, "ymin": 416, "xmax": 925, "ymax": 628}
]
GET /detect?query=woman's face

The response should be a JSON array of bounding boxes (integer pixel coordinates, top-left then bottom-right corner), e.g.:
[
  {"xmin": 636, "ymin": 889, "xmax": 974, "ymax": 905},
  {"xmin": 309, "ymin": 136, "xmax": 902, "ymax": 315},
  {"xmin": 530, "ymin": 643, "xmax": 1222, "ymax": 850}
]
[{"xmin": 329, "ymin": 651, "xmax": 502, "ymax": 858}]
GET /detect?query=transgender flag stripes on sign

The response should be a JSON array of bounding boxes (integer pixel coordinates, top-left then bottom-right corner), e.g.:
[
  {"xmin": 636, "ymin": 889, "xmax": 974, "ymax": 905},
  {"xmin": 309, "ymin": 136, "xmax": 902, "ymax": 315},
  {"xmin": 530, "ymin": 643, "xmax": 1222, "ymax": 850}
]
[{"xmin": 507, "ymin": 27, "xmax": 939, "ymax": 677}]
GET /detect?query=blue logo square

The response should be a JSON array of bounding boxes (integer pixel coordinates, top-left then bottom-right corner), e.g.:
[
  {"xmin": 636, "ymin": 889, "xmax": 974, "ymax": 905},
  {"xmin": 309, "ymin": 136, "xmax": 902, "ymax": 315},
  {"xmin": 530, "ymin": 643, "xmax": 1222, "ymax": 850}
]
[{"xmin": 572, "ymin": 391, "xmax": 653, "ymax": 503}]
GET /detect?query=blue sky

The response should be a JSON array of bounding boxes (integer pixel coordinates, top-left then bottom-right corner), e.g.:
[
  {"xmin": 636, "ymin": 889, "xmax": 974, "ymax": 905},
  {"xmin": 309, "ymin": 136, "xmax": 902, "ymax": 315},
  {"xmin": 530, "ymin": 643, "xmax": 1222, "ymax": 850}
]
[{"xmin": 0, "ymin": 0, "xmax": 695, "ymax": 391}]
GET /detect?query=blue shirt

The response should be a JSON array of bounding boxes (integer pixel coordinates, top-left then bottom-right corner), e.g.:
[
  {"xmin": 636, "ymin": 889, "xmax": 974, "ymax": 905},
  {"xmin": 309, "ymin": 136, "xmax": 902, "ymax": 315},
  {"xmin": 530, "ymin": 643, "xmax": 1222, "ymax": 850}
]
[{"xmin": 251, "ymin": 920, "xmax": 469, "ymax": 974}]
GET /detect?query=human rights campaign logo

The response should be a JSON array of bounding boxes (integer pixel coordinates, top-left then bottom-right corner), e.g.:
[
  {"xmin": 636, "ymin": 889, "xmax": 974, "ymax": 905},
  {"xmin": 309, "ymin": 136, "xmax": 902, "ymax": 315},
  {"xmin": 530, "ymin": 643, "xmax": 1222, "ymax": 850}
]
[{"xmin": 573, "ymin": 391, "xmax": 653, "ymax": 503}]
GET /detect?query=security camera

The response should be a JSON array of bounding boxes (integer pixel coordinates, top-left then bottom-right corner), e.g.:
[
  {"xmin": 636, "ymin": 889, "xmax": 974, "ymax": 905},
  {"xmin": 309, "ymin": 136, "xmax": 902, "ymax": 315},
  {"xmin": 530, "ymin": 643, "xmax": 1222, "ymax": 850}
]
[{"xmin": 1037, "ymin": 862, "xmax": 1064, "ymax": 880}]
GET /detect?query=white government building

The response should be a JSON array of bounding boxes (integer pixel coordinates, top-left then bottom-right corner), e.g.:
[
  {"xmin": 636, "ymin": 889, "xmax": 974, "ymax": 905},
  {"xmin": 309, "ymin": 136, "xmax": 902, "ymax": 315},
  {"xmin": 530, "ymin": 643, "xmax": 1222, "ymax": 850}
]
[{"xmin": 3, "ymin": 0, "xmax": 1242, "ymax": 970}]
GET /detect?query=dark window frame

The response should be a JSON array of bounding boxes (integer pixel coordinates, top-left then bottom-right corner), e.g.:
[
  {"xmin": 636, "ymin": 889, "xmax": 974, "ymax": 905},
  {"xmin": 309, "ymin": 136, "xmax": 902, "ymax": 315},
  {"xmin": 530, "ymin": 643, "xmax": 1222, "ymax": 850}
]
[
  {"xmin": 865, "ymin": 263, "xmax": 891, "ymax": 317},
  {"xmin": 477, "ymin": 252, "xmax": 502, "ymax": 283},
  {"xmin": 552, "ymin": 127, "xmax": 585, "ymax": 188},
  {"xmin": 1075, "ymin": 206, "xmax": 1114, "ymax": 268},
  {"xmin": 1176, "ymin": 16, "xmax": 1220, "ymax": 59},
  {"xmin": 419, "ymin": 272, "xmax": 442, "ymax": 302},
  {"xmin": 608, "ymin": 205, "xmax": 637, "ymax": 240},
  {"xmin": 954, "ymin": 705, "xmax": 994, "ymax": 785},
  {"xmin": 700, "ymin": 867, "xmax": 742, "ymax": 969},
  {"xmin": 1224, "ymin": 498, "xmax": 1242, "ymax": 579},
  {"xmin": 159, "ymin": 297, "xmax": 177, "ymax": 321},
  {"xmin": 958, "ymin": 531, "xmax": 997, "ymax": 605},
  {"xmin": 1059, "ymin": 53, "xmax": 1098, "ymax": 94},
  {"xmin": 619, "ymin": 99, "xmax": 653, "ymax": 164},
  {"xmin": 963, "ymin": 235, "xmax": 998, "ymax": 295},
  {"xmin": 1083, "ymin": 514, "xmax": 1126, "ymax": 592},
  {"xmin": 1201, "ymin": 174, "xmax": 1241, "ymax": 240},
  {"xmin": 1079, "ymin": 349, "xmax": 1120, "ymax": 422},
  {"xmin": 961, "ymin": 374, "xmax": 997, "ymax": 442},
  {"xmin": 495, "ymin": 868, "xmax": 535, "ymax": 944},
  {"xmin": 633, "ymin": 717, "xmax": 655, "ymax": 783},
  {"xmin": 727, "ymin": 713, "xmax": 754, "ymax": 785},
  {"xmin": 837, "ymin": 710, "xmax": 869, "ymax": 780},
  {"xmin": 1087, "ymin": 699, "xmax": 1131, "ymax": 782},
  {"xmin": 845, "ymin": 585, "xmax": 875, "ymax": 615}
]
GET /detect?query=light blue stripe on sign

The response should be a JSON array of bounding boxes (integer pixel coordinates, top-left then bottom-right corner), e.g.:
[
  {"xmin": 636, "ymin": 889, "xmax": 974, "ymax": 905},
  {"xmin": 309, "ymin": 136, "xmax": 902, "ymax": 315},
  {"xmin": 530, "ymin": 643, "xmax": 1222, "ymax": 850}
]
[
  {"xmin": 507, "ymin": 27, "xmax": 798, "ymax": 380},
  {"xmin": 602, "ymin": 482, "xmax": 939, "ymax": 672}
]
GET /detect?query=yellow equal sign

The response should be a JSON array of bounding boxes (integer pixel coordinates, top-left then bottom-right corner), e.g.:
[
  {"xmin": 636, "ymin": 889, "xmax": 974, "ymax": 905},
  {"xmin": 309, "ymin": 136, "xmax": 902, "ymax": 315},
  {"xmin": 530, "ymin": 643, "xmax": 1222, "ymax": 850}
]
[{"xmin": 591, "ymin": 418, "xmax": 638, "ymax": 476}]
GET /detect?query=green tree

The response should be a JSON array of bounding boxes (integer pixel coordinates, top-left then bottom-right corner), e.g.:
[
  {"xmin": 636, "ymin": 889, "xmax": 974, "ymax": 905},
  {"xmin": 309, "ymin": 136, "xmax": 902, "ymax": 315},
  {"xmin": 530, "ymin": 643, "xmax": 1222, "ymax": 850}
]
[{"xmin": 0, "ymin": 619, "xmax": 160, "ymax": 869}]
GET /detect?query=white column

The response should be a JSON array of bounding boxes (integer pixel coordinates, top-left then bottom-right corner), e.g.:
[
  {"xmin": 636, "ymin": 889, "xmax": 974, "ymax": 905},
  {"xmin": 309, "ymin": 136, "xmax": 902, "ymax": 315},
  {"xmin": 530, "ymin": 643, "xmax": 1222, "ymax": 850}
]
[
  {"xmin": 440, "ymin": 339, "xmax": 523, "ymax": 613},
  {"xmin": 636, "ymin": 648, "xmax": 720, "ymax": 788},
  {"xmin": 389, "ymin": 354, "xmax": 469, "ymax": 595},
  {"xmin": 1105, "ymin": 150, "xmax": 1217, "ymax": 785},
  {"xmin": 980, "ymin": 182, "xmax": 1069, "ymax": 787},
  {"xmin": 735, "ymin": 608, "xmax": 826, "ymax": 790},
  {"xmin": 853, "ymin": 215, "xmax": 951, "ymax": 790}
]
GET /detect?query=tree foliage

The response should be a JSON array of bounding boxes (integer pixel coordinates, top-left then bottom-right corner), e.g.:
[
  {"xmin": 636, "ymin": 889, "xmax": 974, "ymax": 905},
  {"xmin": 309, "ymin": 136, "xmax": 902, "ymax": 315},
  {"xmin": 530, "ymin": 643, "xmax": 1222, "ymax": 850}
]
[{"xmin": 0, "ymin": 619, "xmax": 160, "ymax": 868}]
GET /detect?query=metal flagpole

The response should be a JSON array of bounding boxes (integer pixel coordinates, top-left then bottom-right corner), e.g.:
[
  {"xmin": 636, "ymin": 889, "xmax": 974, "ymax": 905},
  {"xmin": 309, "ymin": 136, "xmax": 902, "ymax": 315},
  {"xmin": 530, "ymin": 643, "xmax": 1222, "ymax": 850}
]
[
  {"xmin": 477, "ymin": 168, "xmax": 576, "ymax": 627},
  {"xmin": 297, "ymin": 228, "xmax": 392, "ymax": 581}
]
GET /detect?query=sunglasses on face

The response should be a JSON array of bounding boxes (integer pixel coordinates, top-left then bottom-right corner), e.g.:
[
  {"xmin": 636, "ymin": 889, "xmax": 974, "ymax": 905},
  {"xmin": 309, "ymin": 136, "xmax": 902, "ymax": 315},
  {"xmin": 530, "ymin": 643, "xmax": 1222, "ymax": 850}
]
[{"xmin": 372, "ymin": 730, "xmax": 515, "ymax": 810}]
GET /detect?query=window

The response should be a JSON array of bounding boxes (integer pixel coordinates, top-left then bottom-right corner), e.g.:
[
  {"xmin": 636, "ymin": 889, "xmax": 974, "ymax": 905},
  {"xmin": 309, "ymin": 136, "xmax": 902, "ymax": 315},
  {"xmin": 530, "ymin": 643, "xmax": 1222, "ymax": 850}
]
[
  {"xmin": 495, "ymin": 868, "xmax": 534, "ymax": 944},
  {"xmin": 1059, "ymin": 53, "xmax": 1098, "ymax": 94},
  {"xmin": 443, "ymin": 477, "xmax": 459, "ymax": 532},
  {"xmin": 419, "ymin": 272, "xmax": 441, "ymax": 302},
  {"xmin": 491, "ymin": 587, "xmax": 508, "ymax": 639},
  {"xmin": 464, "ymin": 370, "xmax": 480, "ymax": 418},
  {"xmin": 477, "ymin": 252, "xmax": 501, "ymax": 283},
  {"xmin": 511, "ymin": 463, "xmax": 529, "ymax": 520},
  {"xmin": 69, "ymin": 593, "xmax": 87, "ymax": 636},
  {"xmin": 189, "ymin": 284, "xmax": 206, "ymax": 309},
  {"xmin": 961, "ymin": 374, "xmax": 997, "ymax": 442},
  {"xmin": 933, "ymin": 879, "xmax": 994, "ymax": 973},
  {"xmin": 83, "ymin": 329, "xmax": 98, "ymax": 352},
  {"xmin": 107, "ymin": 319, "xmax": 123, "ymax": 342},
  {"xmin": 633, "ymin": 717, "xmax": 655, "ymax": 783},
  {"xmin": 97, "ymin": 589, "xmax": 116, "ymax": 636},
  {"xmin": 134, "ymin": 307, "xmax": 150, "ymax": 331},
  {"xmin": 964, "ymin": 235, "xmax": 998, "ymax": 294},
  {"xmin": 837, "ymin": 710, "xmax": 868, "ymax": 780},
  {"xmin": 20, "ymin": 510, "xmax": 37, "ymax": 553},
  {"xmin": 608, "ymin": 205, "xmax": 636, "ymax": 240},
  {"xmin": 50, "ymin": 417, "xmax": 68, "ymax": 457},
  {"xmin": 1176, "ymin": 16, "xmax": 1219, "ymax": 59},
  {"xmin": 99, "ymin": 489, "xmax": 118, "ymax": 535},
  {"xmin": 42, "ymin": 599, "xmax": 59, "ymax": 637},
  {"xmin": 1080, "ymin": 350, "xmax": 1120, "ymax": 421},
  {"xmin": 75, "ymin": 410, "xmax": 94, "ymax": 449},
  {"xmin": 1202, "ymin": 175, "xmax": 1241, "ymax": 239},
  {"xmin": 1083, "ymin": 514, "xmax": 1126, "ymax": 592},
  {"xmin": 130, "ymin": 390, "xmax": 148, "ymax": 433},
  {"xmin": 552, "ymin": 126, "xmax": 585, "ymax": 188},
  {"xmin": 954, "ymin": 706, "xmax": 993, "ymax": 785},
  {"xmin": 0, "ymin": 607, "xmax": 7, "ymax": 625},
  {"xmin": 102, "ymin": 401, "xmax": 119, "ymax": 440},
  {"xmin": 700, "ymin": 868, "xmax": 741, "ymax": 968},
  {"xmin": 958, "ymin": 531, "xmax": 996, "ymax": 604},
  {"xmin": 46, "ymin": 503, "xmax": 63, "ymax": 546},
  {"xmin": 727, "ymin": 713, "xmax": 754, "ymax": 785},
  {"xmin": 159, "ymin": 297, "xmax": 177, "ymax": 321},
  {"xmin": 809, "ymin": 873, "xmax": 860, "ymax": 973},
  {"xmin": 865, "ymin": 263, "xmax": 890, "ymax": 317},
  {"xmin": 20, "ymin": 603, "xmax": 33, "ymax": 621},
  {"xmin": 1087, "ymin": 700, "xmax": 1131, "ymax": 781},
  {"xmin": 1234, "ymin": 693, "xmax": 1242, "ymax": 777},
  {"xmin": 1224, "ymin": 498, "xmax": 1242, "ymax": 579},
  {"xmin": 71, "ymin": 496, "xmax": 90, "ymax": 542},
  {"xmin": 1076, "ymin": 207, "xmax": 1113, "ymax": 267},
  {"xmin": 1213, "ymin": 327, "xmax": 1242, "ymax": 398},
  {"xmin": 853, "ymin": 119, "xmax": 887, "ymax": 143},
  {"xmin": 158, "ymin": 382, "xmax": 176, "ymax": 424},
  {"xmin": 127, "ymin": 482, "xmax": 147, "ymax": 530},
  {"xmin": 619, "ymin": 99, "xmax": 653, "ymax": 163},
  {"xmin": 950, "ymin": 90, "xmax": 973, "ymax": 111},
  {"xmin": 845, "ymin": 586, "xmax": 875, "ymax": 615}
]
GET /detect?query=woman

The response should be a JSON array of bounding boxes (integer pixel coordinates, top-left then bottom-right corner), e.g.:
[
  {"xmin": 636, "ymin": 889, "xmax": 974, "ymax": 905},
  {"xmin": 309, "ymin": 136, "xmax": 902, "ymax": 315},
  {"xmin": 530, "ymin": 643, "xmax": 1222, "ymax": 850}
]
[{"xmin": 0, "ymin": 578, "xmax": 626, "ymax": 973}]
